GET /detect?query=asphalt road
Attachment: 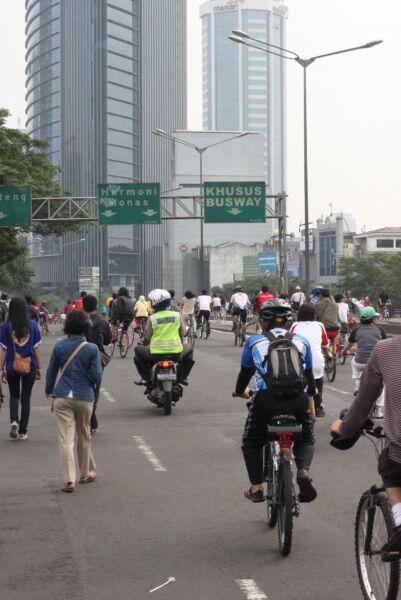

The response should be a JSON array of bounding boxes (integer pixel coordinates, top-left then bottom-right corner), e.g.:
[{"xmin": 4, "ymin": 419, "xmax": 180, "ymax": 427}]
[{"xmin": 0, "ymin": 327, "xmax": 381, "ymax": 600}]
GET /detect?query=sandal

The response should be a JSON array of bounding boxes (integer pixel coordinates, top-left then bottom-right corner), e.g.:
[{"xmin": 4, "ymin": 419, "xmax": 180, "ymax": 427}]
[
  {"xmin": 79, "ymin": 472, "xmax": 97, "ymax": 484},
  {"xmin": 61, "ymin": 483, "xmax": 75, "ymax": 493}
]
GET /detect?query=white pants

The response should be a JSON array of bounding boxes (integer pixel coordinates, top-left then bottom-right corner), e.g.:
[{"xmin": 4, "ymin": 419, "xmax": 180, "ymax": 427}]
[{"xmin": 352, "ymin": 358, "xmax": 385, "ymax": 406}]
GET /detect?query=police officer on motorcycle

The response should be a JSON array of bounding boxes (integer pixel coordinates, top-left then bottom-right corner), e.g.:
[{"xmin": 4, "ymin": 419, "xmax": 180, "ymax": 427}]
[{"xmin": 134, "ymin": 289, "xmax": 195, "ymax": 393}]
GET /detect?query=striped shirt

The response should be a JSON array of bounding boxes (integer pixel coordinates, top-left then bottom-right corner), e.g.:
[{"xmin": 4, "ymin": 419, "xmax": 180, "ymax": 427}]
[{"xmin": 340, "ymin": 336, "xmax": 401, "ymax": 463}]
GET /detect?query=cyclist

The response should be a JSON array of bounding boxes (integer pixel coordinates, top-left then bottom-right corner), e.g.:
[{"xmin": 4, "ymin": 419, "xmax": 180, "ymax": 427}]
[
  {"xmin": 110, "ymin": 287, "xmax": 135, "ymax": 340},
  {"xmin": 254, "ymin": 285, "xmax": 275, "ymax": 310},
  {"xmin": 334, "ymin": 293, "xmax": 350, "ymax": 346},
  {"xmin": 196, "ymin": 290, "xmax": 212, "ymax": 337},
  {"xmin": 211, "ymin": 293, "xmax": 222, "ymax": 320},
  {"xmin": 290, "ymin": 303, "xmax": 331, "ymax": 418},
  {"xmin": 181, "ymin": 290, "xmax": 197, "ymax": 338},
  {"xmin": 330, "ymin": 334, "xmax": 401, "ymax": 555},
  {"xmin": 133, "ymin": 295, "xmax": 149, "ymax": 334},
  {"xmin": 64, "ymin": 299, "xmax": 75, "ymax": 315},
  {"xmin": 229, "ymin": 286, "xmax": 250, "ymax": 339},
  {"xmin": 74, "ymin": 291, "xmax": 87, "ymax": 310},
  {"xmin": 343, "ymin": 306, "xmax": 386, "ymax": 415},
  {"xmin": 234, "ymin": 299, "xmax": 317, "ymax": 504},
  {"xmin": 38, "ymin": 300, "xmax": 50, "ymax": 334},
  {"xmin": 290, "ymin": 286, "xmax": 305, "ymax": 312},
  {"xmin": 25, "ymin": 295, "xmax": 39, "ymax": 322},
  {"xmin": 309, "ymin": 285, "xmax": 323, "ymax": 305},
  {"xmin": 315, "ymin": 289, "xmax": 340, "ymax": 350},
  {"xmin": 134, "ymin": 289, "xmax": 194, "ymax": 391},
  {"xmin": 168, "ymin": 290, "xmax": 180, "ymax": 312},
  {"xmin": 378, "ymin": 290, "xmax": 392, "ymax": 318}
]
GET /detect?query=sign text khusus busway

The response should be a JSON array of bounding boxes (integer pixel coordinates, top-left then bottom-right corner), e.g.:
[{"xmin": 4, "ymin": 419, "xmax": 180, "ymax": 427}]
[
  {"xmin": 203, "ymin": 182, "xmax": 266, "ymax": 223},
  {"xmin": 98, "ymin": 183, "xmax": 160, "ymax": 225},
  {"xmin": 0, "ymin": 185, "xmax": 31, "ymax": 227}
]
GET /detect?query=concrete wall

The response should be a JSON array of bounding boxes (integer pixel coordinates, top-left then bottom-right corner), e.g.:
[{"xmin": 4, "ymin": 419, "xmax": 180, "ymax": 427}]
[{"xmin": 208, "ymin": 242, "xmax": 264, "ymax": 289}]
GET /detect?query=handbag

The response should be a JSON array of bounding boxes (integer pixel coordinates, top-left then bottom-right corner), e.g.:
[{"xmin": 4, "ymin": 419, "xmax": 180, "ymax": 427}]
[
  {"xmin": 100, "ymin": 350, "xmax": 111, "ymax": 368},
  {"xmin": 13, "ymin": 341, "xmax": 32, "ymax": 376}
]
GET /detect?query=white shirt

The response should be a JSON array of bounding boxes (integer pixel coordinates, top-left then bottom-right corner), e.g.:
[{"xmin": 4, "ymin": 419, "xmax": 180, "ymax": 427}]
[
  {"xmin": 291, "ymin": 291, "xmax": 305, "ymax": 305},
  {"xmin": 212, "ymin": 297, "xmax": 221, "ymax": 308},
  {"xmin": 197, "ymin": 295, "xmax": 212, "ymax": 312},
  {"xmin": 337, "ymin": 302, "xmax": 349, "ymax": 324},
  {"xmin": 290, "ymin": 321, "xmax": 329, "ymax": 379},
  {"xmin": 230, "ymin": 292, "xmax": 250, "ymax": 309}
]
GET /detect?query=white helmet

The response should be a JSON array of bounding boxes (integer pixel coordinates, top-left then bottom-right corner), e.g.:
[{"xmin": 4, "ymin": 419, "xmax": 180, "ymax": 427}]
[{"xmin": 148, "ymin": 289, "xmax": 171, "ymax": 308}]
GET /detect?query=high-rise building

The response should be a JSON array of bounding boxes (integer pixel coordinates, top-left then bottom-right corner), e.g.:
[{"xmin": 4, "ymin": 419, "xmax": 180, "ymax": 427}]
[
  {"xmin": 200, "ymin": 0, "xmax": 287, "ymax": 196},
  {"xmin": 25, "ymin": 0, "xmax": 186, "ymax": 298}
]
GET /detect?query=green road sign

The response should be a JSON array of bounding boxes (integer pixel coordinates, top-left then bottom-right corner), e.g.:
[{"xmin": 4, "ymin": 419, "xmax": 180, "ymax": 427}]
[
  {"xmin": 98, "ymin": 183, "xmax": 160, "ymax": 225},
  {"xmin": 204, "ymin": 182, "xmax": 266, "ymax": 223},
  {"xmin": 0, "ymin": 185, "xmax": 31, "ymax": 227}
]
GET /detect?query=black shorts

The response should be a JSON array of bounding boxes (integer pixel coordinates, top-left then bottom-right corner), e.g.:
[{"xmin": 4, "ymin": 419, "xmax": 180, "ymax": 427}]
[
  {"xmin": 121, "ymin": 319, "xmax": 132, "ymax": 332},
  {"xmin": 232, "ymin": 307, "xmax": 248, "ymax": 324},
  {"xmin": 378, "ymin": 448, "xmax": 401, "ymax": 488}
]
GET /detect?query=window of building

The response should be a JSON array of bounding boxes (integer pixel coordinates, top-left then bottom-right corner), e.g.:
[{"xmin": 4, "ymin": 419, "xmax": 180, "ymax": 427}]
[
  {"xmin": 215, "ymin": 11, "xmax": 239, "ymax": 130},
  {"xmin": 376, "ymin": 239, "xmax": 394, "ymax": 248},
  {"xmin": 107, "ymin": 22, "xmax": 133, "ymax": 43},
  {"xmin": 319, "ymin": 230, "xmax": 337, "ymax": 277},
  {"xmin": 396, "ymin": 240, "xmax": 401, "ymax": 248}
]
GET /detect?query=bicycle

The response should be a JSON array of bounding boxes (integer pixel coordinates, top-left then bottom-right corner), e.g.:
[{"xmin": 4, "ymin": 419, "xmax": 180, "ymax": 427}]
[
  {"xmin": 333, "ymin": 424, "xmax": 400, "ymax": 600},
  {"xmin": 135, "ymin": 317, "xmax": 147, "ymax": 340},
  {"xmin": 335, "ymin": 333, "xmax": 348, "ymax": 366},
  {"xmin": 233, "ymin": 315, "xmax": 245, "ymax": 347},
  {"xmin": 40, "ymin": 314, "xmax": 49, "ymax": 336},
  {"xmin": 184, "ymin": 315, "xmax": 196, "ymax": 347},
  {"xmin": 198, "ymin": 315, "xmax": 210, "ymax": 340},
  {"xmin": 265, "ymin": 414, "xmax": 303, "ymax": 557},
  {"xmin": 110, "ymin": 324, "xmax": 130, "ymax": 358}
]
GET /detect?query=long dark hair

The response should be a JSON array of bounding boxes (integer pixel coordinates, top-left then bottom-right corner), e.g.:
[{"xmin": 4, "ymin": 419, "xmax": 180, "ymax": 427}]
[{"xmin": 8, "ymin": 297, "xmax": 29, "ymax": 340}]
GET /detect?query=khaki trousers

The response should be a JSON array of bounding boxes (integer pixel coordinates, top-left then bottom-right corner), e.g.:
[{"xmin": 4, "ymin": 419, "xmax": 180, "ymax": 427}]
[{"xmin": 54, "ymin": 398, "xmax": 96, "ymax": 483}]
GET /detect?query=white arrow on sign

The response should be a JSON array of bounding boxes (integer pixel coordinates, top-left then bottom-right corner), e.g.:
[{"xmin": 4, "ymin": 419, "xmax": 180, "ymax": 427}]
[
  {"xmin": 228, "ymin": 208, "xmax": 243, "ymax": 216},
  {"xmin": 143, "ymin": 209, "xmax": 158, "ymax": 217},
  {"xmin": 0, "ymin": 212, "xmax": 7, "ymax": 220},
  {"xmin": 102, "ymin": 210, "xmax": 116, "ymax": 218}
]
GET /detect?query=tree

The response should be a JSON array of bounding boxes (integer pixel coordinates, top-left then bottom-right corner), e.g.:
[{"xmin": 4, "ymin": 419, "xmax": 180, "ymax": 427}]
[
  {"xmin": 338, "ymin": 253, "xmax": 401, "ymax": 306},
  {"xmin": 0, "ymin": 108, "xmax": 75, "ymax": 290}
]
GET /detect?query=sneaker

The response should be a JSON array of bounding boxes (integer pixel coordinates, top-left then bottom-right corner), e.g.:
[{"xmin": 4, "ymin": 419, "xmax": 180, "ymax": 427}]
[
  {"xmin": 18, "ymin": 433, "xmax": 28, "ymax": 441},
  {"xmin": 244, "ymin": 488, "xmax": 265, "ymax": 503},
  {"xmin": 297, "ymin": 469, "xmax": 317, "ymax": 503},
  {"xmin": 315, "ymin": 407, "xmax": 326, "ymax": 417},
  {"xmin": 9, "ymin": 421, "xmax": 18, "ymax": 439},
  {"xmin": 382, "ymin": 525, "xmax": 401, "ymax": 561}
]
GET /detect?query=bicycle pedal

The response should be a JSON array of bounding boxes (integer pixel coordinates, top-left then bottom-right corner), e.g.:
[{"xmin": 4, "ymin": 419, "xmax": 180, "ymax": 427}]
[{"xmin": 382, "ymin": 550, "xmax": 401, "ymax": 563}]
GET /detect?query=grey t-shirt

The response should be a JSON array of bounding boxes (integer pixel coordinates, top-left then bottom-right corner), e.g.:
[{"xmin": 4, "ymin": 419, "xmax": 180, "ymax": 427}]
[{"xmin": 349, "ymin": 323, "xmax": 386, "ymax": 364}]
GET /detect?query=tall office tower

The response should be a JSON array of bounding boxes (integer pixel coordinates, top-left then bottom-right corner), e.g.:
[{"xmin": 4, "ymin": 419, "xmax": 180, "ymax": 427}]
[
  {"xmin": 200, "ymin": 0, "xmax": 287, "ymax": 198},
  {"xmin": 25, "ymin": 0, "xmax": 186, "ymax": 298}
]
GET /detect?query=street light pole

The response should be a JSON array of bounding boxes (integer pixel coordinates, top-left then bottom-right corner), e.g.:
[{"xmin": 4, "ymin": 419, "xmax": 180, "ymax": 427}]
[
  {"xmin": 152, "ymin": 129, "xmax": 253, "ymax": 290},
  {"xmin": 229, "ymin": 32, "xmax": 383, "ymax": 293}
]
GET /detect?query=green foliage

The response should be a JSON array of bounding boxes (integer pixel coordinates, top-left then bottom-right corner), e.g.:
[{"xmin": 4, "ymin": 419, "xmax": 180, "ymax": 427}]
[
  {"xmin": 338, "ymin": 253, "xmax": 401, "ymax": 305},
  {"xmin": 0, "ymin": 252, "xmax": 34, "ymax": 295}
]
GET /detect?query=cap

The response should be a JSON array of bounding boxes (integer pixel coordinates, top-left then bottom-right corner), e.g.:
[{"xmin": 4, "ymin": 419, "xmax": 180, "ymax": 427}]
[{"xmin": 360, "ymin": 306, "xmax": 380, "ymax": 319}]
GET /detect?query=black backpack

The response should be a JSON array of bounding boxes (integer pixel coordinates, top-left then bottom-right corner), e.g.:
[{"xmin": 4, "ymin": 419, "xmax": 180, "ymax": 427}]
[{"xmin": 259, "ymin": 331, "xmax": 305, "ymax": 398}]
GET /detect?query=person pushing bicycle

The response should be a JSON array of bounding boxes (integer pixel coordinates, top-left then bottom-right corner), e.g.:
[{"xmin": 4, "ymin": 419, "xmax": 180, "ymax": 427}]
[
  {"xmin": 234, "ymin": 298, "xmax": 317, "ymax": 504},
  {"xmin": 331, "ymin": 334, "xmax": 401, "ymax": 556}
]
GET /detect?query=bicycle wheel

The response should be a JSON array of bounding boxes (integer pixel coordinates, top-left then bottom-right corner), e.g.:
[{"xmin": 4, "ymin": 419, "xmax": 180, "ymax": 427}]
[
  {"xmin": 119, "ymin": 333, "xmax": 129, "ymax": 358},
  {"xmin": 265, "ymin": 444, "xmax": 278, "ymax": 529},
  {"xmin": 163, "ymin": 390, "xmax": 172, "ymax": 415},
  {"xmin": 339, "ymin": 353, "xmax": 347, "ymax": 365},
  {"xmin": 277, "ymin": 460, "xmax": 294, "ymax": 557},
  {"xmin": 126, "ymin": 325, "xmax": 135, "ymax": 348},
  {"xmin": 325, "ymin": 357, "xmax": 337, "ymax": 382},
  {"xmin": 355, "ymin": 491, "xmax": 400, "ymax": 600}
]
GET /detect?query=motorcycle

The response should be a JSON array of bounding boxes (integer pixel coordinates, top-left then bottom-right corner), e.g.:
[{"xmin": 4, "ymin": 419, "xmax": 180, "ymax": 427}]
[{"xmin": 147, "ymin": 360, "xmax": 183, "ymax": 415}]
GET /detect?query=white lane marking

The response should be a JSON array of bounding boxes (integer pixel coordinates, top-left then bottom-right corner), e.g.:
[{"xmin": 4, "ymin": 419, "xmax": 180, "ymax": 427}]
[
  {"xmin": 326, "ymin": 386, "xmax": 351, "ymax": 396},
  {"xmin": 100, "ymin": 387, "xmax": 116, "ymax": 403},
  {"xmin": 236, "ymin": 579, "xmax": 268, "ymax": 599},
  {"xmin": 149, "ymin": 577, "xmax": 176, "ymax": 594},
  {"xmin": 132, "ymin": 436, "xmax": 167, "ymax": 472}
]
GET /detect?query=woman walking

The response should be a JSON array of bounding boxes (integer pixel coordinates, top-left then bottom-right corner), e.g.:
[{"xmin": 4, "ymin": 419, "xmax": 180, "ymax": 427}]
[
  {"xmin": 0, "ymin": 297, "xmax": 42, "ymax": 440},
  {"xmin": 46, "ymin": 310, "xmax": 102, "ymax": 492}
]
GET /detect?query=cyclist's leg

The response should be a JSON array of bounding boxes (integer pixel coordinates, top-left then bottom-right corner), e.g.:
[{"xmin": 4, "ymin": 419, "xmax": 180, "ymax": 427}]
[
  {"xmin": 314, "ymin": 377, "xmax": 324, "ymax": 413},
  {"xmin": 204, "ymin": 310, "xmax": 211, "ymax": 334},
  {"xmin": 176, "ymin": 345, "xmax": 195, "ymax": 383},
  {"xmin": 351, "ymin": 357, "xmax": 365, "ymax": 393},
  {"xmin": 133, "ymin": 345, "xmax": 154, "ymax": 383},
  {"xmin": 242, "ymin": 391, "xmax": 271, "ymax": 494},
  {"xmin": 241, "ymin": 309, "xmax": 248, "ymax": 336},
  {"xmin": 378, "ymin": 453, "xmax": 401, "ymax": 551}
]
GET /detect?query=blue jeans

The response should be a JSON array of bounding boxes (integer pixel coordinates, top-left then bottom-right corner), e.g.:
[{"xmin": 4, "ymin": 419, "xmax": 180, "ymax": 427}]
[{"xmin": 7, "ymin": 369, "xmax": 36, "ymax": 434}]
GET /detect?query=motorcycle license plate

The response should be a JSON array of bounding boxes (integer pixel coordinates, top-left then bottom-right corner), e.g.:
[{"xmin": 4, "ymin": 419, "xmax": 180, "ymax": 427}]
[{"xmin": 157, "ymin": 373, "xmax": 175, "ymax": 381}]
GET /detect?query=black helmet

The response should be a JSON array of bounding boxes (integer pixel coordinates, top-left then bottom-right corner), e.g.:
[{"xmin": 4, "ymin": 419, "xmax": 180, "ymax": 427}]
[{"xmin": 259, "ymin": 298, "xmax": 292, "ymax": 321}]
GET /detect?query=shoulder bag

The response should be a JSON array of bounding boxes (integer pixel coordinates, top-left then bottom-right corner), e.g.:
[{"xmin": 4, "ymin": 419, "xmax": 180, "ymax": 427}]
[{"xmin": 50, "ymin": 341, "xmax": 87, "ymax": 414}]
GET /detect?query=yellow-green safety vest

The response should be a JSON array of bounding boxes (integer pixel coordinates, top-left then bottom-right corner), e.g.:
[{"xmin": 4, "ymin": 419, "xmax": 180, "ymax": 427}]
[{"xmin": 149, "ymin": 310, "xmax": 183, "ymax": 355}]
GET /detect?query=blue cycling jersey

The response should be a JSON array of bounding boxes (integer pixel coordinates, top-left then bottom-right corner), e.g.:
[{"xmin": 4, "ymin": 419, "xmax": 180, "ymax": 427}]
[{"xmin": 241, "ymin": 327, "xmax": 313, "ymax": 394}]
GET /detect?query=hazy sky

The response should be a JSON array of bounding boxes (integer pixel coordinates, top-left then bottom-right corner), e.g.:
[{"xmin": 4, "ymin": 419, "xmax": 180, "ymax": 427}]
[{"xmin": 1, "ymin": 0, "xmax": 400, "ymax": 234}]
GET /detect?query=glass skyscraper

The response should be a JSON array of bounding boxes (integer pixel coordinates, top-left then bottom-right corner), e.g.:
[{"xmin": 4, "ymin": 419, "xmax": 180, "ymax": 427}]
[
  {"xmin": 25, "ymin": 0, "xmax": 186, "ymax": 297},
  {"xmin": 200, "ymin": 0, "xmax": 287, "ymax": 195}
]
